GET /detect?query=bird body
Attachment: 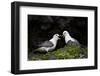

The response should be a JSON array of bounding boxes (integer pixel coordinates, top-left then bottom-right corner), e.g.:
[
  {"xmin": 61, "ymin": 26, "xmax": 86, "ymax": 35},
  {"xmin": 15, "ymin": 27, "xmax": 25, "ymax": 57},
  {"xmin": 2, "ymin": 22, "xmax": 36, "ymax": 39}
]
[
  {"xmin": 63, "ymin": 31, "xmax": 80, "ymax": 46},
  {"xmin": 64, "ymin": 34, "xmax": 75, "ymax": 44},
  {"xmin": 34, "ymin": 34, "xmax": 60, "ymax": 52}
]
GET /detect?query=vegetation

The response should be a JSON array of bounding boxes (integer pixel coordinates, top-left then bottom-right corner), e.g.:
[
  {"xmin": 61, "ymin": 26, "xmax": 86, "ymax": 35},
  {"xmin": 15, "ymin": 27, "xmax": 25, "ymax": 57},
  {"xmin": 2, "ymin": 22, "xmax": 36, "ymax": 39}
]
[{"xmin": 28, "ymin": 45, "xmax": 87, "ymax": 60}]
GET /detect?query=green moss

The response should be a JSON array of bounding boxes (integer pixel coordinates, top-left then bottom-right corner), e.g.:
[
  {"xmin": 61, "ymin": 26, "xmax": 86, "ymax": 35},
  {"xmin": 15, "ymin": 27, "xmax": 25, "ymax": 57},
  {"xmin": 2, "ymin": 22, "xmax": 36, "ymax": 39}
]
[{"xmin": 29, "ymin": 45, "xmax": 87, "ymax": 60}]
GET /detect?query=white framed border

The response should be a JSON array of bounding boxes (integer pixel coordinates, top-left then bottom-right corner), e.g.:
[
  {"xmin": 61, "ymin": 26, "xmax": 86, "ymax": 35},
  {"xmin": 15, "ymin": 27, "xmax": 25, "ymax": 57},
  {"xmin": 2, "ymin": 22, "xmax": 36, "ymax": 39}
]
[{"xmin": 19, "ymin": 6, "xmax": 95, "ymax": 70}]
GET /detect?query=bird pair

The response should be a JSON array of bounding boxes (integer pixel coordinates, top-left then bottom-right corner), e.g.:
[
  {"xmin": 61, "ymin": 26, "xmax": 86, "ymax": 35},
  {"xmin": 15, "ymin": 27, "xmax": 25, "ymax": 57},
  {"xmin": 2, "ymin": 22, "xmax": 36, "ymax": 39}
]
[{"xmin": 35, "ymin": 31, "xmax": 80, "ymax": 52}]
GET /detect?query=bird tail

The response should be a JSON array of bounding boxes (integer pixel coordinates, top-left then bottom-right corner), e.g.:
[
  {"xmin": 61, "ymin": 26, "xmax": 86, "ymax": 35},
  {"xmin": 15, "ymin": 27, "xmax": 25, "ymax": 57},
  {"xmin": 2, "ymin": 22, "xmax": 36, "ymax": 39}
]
[
  {"xmin": 34, "ymin": 48, "xmax": 42, "ymax": 52},
  {"xmin": 33, "ymin": 47, "xmax": 47, "ymax": 53}
]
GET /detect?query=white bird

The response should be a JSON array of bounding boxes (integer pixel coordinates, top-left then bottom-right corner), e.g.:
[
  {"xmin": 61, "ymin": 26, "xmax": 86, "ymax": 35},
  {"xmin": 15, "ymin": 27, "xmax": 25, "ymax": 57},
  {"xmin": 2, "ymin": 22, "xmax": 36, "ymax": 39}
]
[
  {"xmin": 35, "ymin": 34, "xmax": 60, "ymax": 52},
  {"xmin": 63, "ymin": 31, "xmax": 80, "ymax": 46}
]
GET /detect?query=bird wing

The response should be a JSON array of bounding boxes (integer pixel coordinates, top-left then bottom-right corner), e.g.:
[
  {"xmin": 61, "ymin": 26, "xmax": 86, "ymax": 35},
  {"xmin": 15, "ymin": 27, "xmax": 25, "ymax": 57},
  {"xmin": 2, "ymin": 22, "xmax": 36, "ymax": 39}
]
[
  {"xmin": 67, "ymin": 39, "xmax": 80, "ymax": 47},
  {"xmin": 38, "ymin": 41, "xmax": 54, "ymax": 47},
  {"xmin": 73, "ymin": 38, "xmax": 80, "ymax": 45}
]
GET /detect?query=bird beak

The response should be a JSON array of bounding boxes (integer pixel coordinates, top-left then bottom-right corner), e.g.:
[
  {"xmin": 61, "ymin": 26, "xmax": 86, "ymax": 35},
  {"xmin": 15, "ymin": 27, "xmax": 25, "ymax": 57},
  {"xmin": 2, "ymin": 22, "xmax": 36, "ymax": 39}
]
[
  {"xmin": 58, "ymin": 35, "xmax": 63, "ymax": 39},
  {"xmin": 58, "ymin": 37, "xmax": 60, "ymax": 39},
  {"xmin": 59, "ymin": 35, "xmax": 62, "ymax": 37},
  {"xmin": 59, "ymin": 35, "xmax": 62, "ymax": 38},
  {"xmin": 58, "ymin": 35, "xmax": 62, "ymax": 39}
]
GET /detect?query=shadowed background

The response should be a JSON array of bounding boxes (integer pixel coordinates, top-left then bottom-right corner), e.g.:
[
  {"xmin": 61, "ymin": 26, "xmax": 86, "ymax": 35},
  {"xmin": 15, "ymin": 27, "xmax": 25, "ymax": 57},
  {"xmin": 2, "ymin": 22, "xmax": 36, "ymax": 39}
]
[{"xmin": 28, "ymin": 15, "xmax": 88, "ymax": 53}]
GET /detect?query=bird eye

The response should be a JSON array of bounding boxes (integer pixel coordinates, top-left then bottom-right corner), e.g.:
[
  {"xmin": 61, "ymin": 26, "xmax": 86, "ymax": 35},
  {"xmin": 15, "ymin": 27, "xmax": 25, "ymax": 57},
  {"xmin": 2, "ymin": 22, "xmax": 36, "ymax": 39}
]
[{"xmin": 56, "ymin": 34, "xmax": 59, "ymax": 36}]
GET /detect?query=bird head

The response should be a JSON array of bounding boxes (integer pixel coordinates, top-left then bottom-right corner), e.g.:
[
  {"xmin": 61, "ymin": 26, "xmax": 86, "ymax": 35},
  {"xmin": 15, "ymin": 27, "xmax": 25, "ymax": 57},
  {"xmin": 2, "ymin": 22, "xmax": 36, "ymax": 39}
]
[
  {"xmin": 53, "ymin": 34, "xmax": 60, "ymax": 40},
  {"xmin": 62, "ymin": 31, "xmax": 69, "ymax": 37}
]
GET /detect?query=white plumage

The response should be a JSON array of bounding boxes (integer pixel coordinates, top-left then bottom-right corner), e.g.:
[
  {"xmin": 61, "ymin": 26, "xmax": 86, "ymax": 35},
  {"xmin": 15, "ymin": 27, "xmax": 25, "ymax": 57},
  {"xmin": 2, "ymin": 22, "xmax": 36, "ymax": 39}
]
[
  {"xmin": 35, "ymin": 34, "xmax": 60, "ymax": 52},
  {"xmin": 63, "ymin": 31, "xmax": 80, "ymax": 46}
]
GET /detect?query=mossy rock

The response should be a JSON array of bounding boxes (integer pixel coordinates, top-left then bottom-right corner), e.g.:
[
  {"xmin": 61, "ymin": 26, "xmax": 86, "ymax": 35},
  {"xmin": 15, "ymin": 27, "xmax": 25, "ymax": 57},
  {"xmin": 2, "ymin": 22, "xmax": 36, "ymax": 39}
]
[{"xmin": 29, "ymin": 45, "xmax": 87, "ymax": 60}]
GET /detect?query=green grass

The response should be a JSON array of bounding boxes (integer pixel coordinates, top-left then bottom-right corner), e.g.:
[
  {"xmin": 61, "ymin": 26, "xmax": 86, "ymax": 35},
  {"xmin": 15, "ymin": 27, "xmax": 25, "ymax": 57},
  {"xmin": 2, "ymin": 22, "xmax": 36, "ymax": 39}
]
[{"xmin": 29, "ymin": 45, "xmax": 87, "ymax": 60}]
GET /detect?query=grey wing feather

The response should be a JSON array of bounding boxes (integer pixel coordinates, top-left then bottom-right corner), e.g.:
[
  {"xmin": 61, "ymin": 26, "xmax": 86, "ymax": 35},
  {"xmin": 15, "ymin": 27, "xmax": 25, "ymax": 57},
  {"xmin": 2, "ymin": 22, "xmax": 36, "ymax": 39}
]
[
  {"xmin": 67, "ymin": 39, "xmax": 80, "ymax": 47},
  {"xmin": 74, "ymin": 39, "xmax": 80, "ymax": 45},
  {"xmin": 38, "ymin": 41, "xmax": 54, "ymax": 47}
]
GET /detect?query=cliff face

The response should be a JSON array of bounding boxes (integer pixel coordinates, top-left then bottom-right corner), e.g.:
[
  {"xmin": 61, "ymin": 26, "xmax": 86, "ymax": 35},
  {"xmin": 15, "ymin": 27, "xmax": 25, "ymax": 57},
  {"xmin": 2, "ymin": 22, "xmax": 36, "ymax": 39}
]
[{"xmin": 28, "ymin": 15, "xmax": 88, "ymax": 53}]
